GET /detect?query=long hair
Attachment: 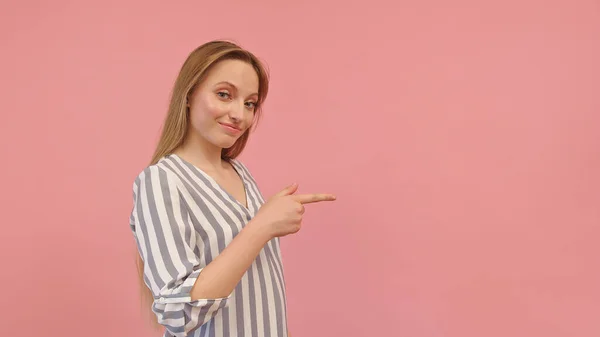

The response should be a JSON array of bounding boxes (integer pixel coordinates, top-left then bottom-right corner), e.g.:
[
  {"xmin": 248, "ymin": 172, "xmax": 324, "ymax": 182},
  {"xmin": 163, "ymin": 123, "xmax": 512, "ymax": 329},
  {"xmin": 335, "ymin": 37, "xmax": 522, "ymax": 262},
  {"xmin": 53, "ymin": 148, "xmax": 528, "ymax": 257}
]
[{"xmin": 137, "ymin": 40, "xmax": 270, "ymax": 329}]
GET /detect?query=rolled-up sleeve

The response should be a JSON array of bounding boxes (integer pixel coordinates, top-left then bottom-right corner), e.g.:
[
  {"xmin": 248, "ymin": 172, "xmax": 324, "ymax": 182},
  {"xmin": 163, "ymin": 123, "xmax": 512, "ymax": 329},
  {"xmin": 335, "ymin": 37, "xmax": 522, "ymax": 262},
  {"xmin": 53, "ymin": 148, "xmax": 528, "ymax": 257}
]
[{"xmin": 130, "ymin": 166, "xmax": 231, "ymax": 336}]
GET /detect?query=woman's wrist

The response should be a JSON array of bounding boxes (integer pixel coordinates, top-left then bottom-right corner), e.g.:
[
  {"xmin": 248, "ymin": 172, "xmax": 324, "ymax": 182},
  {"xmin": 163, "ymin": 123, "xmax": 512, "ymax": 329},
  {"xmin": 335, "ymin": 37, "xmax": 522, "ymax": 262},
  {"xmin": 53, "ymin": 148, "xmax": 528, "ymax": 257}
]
[{"xmin": 244, "ymin": 218, "xmax": 274, "ymax": 244}]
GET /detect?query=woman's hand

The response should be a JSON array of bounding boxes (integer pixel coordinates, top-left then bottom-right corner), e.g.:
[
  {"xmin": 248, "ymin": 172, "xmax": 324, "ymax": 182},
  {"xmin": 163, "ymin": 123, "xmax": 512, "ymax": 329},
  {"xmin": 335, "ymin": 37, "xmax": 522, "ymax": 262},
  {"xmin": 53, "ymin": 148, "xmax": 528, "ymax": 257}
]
[{"xmin": 251, "ymin": 183, "xmax": 336, "ymax": 239}]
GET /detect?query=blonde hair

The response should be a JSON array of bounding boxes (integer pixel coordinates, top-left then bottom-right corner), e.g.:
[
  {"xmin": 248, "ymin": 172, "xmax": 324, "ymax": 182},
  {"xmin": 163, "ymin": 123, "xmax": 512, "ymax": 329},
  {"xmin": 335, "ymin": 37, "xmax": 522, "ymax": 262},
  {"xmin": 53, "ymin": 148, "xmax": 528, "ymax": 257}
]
[{"xmin": 137, "ymin": 40, "xmax": 270, "ymax": 328}]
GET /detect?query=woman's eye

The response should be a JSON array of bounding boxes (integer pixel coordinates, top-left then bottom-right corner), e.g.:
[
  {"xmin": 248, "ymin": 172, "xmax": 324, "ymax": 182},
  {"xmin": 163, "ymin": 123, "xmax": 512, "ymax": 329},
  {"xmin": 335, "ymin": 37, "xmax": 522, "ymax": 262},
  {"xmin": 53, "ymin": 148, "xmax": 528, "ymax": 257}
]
[
  {"xmin": 245, "ymin": 101, "xmax": 257, "ymax": 109},
  {"xmin": 217, "ymin": 92, "xmax": 230, "ymax": 99}
]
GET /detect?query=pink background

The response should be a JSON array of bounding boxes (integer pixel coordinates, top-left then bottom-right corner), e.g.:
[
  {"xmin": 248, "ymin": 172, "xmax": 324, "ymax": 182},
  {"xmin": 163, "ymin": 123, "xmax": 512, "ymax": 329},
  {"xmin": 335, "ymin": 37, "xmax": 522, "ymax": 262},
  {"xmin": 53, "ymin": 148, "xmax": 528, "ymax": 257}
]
[{"xmin": 1, "ymin": 1, "xmax": 599, "ymax": 336}]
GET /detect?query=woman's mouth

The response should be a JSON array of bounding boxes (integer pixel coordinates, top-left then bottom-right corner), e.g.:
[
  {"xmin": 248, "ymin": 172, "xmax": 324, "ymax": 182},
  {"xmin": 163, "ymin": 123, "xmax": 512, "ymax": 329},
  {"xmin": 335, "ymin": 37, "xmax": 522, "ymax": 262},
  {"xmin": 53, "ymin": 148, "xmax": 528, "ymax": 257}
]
[{"xmin": 218, "ymin": 122, "xmax": 242, "ymax": 135}]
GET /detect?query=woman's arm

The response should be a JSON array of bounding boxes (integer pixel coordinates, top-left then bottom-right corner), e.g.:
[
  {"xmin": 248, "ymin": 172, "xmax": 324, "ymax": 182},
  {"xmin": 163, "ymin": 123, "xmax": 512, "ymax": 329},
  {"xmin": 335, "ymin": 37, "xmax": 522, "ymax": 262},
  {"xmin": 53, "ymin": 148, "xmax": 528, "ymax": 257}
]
[{"xmin": 191, "ymin": 182, "xmax": 335, "ymax": 301}]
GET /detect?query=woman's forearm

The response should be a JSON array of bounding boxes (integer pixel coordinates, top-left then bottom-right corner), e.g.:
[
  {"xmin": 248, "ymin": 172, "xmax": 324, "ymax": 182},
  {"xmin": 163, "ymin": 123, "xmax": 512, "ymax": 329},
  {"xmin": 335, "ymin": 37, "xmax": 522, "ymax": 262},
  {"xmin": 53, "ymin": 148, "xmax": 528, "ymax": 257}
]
[{"xmin": 190, "ymin": 220, "xmax": 272, "ymax": 300}]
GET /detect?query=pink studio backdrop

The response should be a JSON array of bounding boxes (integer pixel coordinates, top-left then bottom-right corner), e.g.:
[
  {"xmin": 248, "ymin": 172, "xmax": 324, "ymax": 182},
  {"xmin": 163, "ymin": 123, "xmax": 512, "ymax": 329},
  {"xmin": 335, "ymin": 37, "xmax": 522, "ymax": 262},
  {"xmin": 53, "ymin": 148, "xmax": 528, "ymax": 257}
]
[{"xmin": 1, "ymin": 1, "xmax": 599, "ymax": 336}]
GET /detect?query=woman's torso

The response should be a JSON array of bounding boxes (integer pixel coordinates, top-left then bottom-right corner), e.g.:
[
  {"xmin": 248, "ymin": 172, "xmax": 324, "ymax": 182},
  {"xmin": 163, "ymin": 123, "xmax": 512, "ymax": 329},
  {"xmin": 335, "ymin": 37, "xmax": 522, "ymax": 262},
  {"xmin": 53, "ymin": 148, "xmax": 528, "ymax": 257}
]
[{"xmin": 159, "ymin": 154, "xmax": 288, "ymax": 337}]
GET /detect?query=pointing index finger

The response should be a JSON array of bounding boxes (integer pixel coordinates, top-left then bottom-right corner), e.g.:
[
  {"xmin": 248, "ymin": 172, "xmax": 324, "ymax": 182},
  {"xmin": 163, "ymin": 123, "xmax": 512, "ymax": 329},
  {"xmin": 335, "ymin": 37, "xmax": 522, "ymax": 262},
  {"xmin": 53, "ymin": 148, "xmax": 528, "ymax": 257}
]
[{"xmin": 292, "ymin": 194, "xmax": 337, "ymax": 204}]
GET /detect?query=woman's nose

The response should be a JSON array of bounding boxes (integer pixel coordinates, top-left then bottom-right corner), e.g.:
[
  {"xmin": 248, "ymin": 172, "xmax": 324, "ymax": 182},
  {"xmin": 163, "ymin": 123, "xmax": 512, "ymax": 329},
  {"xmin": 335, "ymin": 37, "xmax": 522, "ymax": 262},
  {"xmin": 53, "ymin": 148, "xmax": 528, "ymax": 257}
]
[{"xmin": 228, "ymin": 101, "xmax": 245, "ymax": 120}]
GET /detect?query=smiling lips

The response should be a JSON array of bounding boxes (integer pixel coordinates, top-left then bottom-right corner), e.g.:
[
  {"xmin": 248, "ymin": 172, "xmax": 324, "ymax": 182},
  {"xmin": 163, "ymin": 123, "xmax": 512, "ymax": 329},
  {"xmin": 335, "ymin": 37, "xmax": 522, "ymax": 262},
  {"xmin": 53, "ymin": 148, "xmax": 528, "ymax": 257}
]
[{"xmin": 219, "ymin": 122, "xmax": 242, "ymax": 135}]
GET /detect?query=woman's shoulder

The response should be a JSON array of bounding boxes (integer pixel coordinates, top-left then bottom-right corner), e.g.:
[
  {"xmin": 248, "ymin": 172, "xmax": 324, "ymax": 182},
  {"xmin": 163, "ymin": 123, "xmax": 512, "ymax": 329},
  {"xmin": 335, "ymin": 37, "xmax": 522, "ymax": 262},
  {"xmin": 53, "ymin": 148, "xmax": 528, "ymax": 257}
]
[
  {"xmin": 128, "ymin": 156, "xmax": 183, "ymax": 229},
  {"xmin": 131, "ymin": 155, "xmax": 182, "ymax": 190}
]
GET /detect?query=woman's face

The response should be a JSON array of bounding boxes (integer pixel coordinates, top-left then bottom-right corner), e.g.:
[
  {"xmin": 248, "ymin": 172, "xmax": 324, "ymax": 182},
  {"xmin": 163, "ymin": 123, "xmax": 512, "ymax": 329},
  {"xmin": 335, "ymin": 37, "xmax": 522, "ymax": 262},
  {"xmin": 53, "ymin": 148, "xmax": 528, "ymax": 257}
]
[{"xmin": 187, "ymin": 59, "xmax": 259, "ymax": 151}]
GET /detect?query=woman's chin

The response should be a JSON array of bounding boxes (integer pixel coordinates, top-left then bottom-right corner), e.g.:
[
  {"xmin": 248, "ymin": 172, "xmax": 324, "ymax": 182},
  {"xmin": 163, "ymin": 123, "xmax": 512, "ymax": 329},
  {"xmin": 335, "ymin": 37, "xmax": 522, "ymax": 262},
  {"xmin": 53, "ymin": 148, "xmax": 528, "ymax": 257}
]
[
  {"xmin": 214, "ymin": 137, "xmax": 239, "ymax": 150},
  {"xmin": 205, "ymin": 131, "xmax": 243, "ymax": 150}
]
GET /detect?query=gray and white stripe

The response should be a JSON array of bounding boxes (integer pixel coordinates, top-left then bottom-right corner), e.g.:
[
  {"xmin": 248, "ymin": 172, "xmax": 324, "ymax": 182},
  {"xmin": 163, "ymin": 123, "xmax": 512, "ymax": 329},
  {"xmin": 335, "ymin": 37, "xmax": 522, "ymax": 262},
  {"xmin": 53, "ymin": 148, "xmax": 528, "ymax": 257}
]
[{"xmin": 130, "ymin": 154, "xmax": 288, "ymax": 337}]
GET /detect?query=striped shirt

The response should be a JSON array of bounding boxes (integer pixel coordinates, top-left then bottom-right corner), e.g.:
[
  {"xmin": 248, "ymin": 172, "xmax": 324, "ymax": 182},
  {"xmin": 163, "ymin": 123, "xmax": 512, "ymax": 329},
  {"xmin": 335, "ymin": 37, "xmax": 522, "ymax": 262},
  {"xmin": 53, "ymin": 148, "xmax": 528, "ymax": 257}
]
[{"xmin": 129, "ymin": 154, "xmax": 288, "ymax": 337}]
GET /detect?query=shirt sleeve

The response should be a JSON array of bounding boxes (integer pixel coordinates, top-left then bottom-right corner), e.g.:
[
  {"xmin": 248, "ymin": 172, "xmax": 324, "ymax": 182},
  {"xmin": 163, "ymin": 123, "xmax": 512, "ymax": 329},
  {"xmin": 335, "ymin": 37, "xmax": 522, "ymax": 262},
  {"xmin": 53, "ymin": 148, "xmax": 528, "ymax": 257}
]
[{"xmin": 130, "ymin": 165, "xmax": 231, "ymax": 337}]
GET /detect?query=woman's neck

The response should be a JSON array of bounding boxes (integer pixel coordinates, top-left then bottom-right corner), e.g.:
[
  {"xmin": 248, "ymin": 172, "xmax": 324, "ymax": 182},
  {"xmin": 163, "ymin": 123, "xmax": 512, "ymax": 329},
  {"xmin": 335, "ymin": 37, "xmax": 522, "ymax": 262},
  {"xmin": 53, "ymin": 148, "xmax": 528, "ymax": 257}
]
[{"xmin": 175, "ymin": 134, "xmax": 226, "ymax": 172}]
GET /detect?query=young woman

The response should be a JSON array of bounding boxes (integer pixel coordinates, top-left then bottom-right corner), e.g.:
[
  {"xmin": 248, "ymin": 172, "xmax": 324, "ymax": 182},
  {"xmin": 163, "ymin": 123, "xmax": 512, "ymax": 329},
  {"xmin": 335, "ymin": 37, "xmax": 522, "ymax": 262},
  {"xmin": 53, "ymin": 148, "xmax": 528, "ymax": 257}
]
[{"xmin": 129, "ymin": 40, "xmax": 336, "ymax": 337}]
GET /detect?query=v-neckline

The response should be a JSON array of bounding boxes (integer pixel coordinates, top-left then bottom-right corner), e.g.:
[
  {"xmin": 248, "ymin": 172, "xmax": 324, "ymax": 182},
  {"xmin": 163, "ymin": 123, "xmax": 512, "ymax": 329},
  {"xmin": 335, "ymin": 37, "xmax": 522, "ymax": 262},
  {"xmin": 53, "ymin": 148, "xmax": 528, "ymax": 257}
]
[{"xmin": 170, "ymin": 154, "xmax": 251, "ymax": 213}]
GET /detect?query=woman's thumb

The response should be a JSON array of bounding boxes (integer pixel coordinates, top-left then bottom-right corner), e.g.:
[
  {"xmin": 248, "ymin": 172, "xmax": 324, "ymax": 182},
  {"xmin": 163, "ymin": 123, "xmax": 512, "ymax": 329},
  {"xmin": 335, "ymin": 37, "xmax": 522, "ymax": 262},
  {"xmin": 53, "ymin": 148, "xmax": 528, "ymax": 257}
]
[{"xmin": 274, "ymin": 183, "xmax": 298, "ymax": 197}]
